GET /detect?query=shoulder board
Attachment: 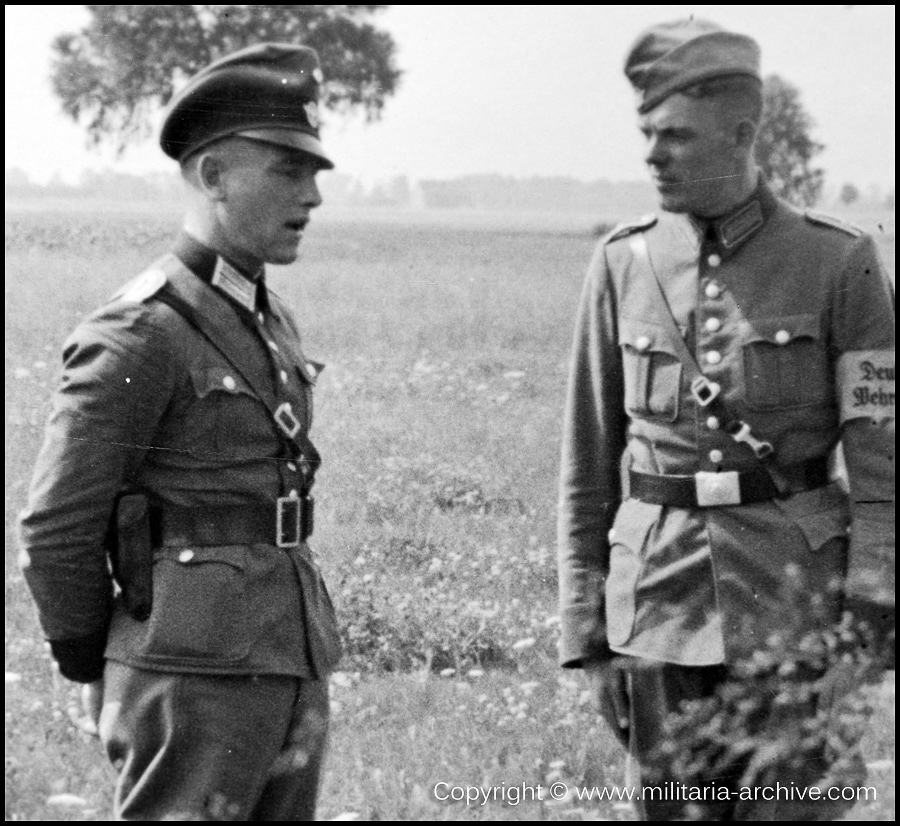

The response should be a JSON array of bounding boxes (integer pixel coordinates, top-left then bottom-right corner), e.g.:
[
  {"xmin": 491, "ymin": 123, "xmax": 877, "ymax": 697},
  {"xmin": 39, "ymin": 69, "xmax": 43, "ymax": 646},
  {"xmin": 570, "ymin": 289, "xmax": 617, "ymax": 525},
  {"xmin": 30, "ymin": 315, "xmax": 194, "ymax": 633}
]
[
  {"xmin": 605, "ymin": 213, "xmax": 658, "ymax": 244},
  {"xmin": 110, "ymin": 268, "xmax": 168, "ymax": 304},
  {"xmin": 804, "ymin": 210, "xmax": 863, "ymax": 237}
]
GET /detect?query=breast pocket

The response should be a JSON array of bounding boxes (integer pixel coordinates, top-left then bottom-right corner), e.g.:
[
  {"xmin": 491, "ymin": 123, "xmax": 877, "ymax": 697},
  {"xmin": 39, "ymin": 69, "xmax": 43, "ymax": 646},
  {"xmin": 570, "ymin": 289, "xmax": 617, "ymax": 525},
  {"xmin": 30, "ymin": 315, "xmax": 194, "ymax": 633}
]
[
  {"xmin": 741, "ymin": 314, "xmax": 831, "ymax": 410},
  {"xmin": 619, "ymin": 318, "xmax": 683, "ymax": 422},
  {"xmin": 189, "ymin": 365, "xmax": 271, "ymax": 454}
]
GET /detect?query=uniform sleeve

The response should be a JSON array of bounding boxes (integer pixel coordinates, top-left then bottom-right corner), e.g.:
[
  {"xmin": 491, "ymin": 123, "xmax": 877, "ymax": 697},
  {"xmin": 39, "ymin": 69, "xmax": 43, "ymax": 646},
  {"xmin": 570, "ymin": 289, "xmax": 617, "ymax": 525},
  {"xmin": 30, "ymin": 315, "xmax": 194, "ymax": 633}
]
[
  {"xmin": 832, "ymin": 233, "xmax": 895, "ymax": 614},
  {"xmin": 18, "ymin": 303, "xmax": 176, "ymax": 682},
  {"xmin": 557, "ymin": 242, "xmax": 628, "ymax": 668}
]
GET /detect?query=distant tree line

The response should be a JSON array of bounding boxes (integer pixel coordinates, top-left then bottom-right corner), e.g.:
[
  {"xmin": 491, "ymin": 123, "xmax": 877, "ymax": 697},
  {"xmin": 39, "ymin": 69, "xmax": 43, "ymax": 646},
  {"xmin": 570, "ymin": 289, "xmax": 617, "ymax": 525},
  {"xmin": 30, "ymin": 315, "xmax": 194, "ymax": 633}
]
[{"xmin": 7, "ymin": 167, "xmax": 891, "ymax": 213}]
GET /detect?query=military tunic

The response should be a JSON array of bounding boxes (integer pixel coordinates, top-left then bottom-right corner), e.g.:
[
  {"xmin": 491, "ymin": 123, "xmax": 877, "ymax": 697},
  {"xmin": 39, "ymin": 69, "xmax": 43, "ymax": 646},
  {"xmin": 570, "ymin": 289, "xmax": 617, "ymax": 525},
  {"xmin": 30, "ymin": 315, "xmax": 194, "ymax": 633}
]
[
  {"xmin": 20, "ymin": 233, "xmax": 341, "ymax": 681},
  {"xmin": 557, "ymin": 181, "xmax": 894, "ymax": 669}
]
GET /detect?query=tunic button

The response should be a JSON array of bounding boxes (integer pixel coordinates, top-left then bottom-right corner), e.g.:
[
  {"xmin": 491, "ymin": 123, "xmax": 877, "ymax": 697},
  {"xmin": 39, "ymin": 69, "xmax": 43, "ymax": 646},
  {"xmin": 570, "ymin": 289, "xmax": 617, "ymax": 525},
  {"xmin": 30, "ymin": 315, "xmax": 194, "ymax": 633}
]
[
  {"xmin": 280, "ymin": 370, "xmax": 289, "ymax": 384},
  {"xmin": 705, "ymin": 317, "xmax": 721, "ymax": 333},
  {"xmin": 257, "ymin": 312, "xmax": 265, "ymax": 324},
  {"xmin": 705, "ymin": 282, "xmax": 721, "ymax": 299},
  {"xmin": 635, "ymin": 335, "xmax": 651, "ymax": 352},
  {"xmin": 268, "ymin": 340, "xmax": 279, "ymax": 352},
  {"xmin": 178, "ymin": 549, "xmax": 195, "ymax": 563},
  {"xmin": 705, "ymin": 351, "xmax": 722, "ymax": 365},
  {"xmin": 707, "ymin": 253, "xmax": 722, "ymax": 268},
  {"xmin": 287, "ymin": 462, "xmax": 298, "ymax": 472},
  {"xmin": 222, "ymin": 375, "xmax": 236, "ymax": 391},
  {"xmin": 709, "ymin": 449, "xmax": 724, "ymax": 464},
  {"xmin": 775, "ymin": 329, "xmax": 791, "ymax": 345},
  {"xmin": 706, "ymin": 416, "xmax": 720, "ymax": 430},
  {"xmin": 288, "ymin": 489, "xmax": 299, "ymax": 499}
]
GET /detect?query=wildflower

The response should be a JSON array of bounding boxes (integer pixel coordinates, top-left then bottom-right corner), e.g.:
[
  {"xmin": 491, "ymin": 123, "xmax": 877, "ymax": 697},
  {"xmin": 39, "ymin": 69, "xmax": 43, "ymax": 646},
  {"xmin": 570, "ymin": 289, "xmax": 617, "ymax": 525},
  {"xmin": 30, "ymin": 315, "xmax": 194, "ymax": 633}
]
[{"xmin": 512, "ymin": 637, "xmax": 536, "ymax": 651}]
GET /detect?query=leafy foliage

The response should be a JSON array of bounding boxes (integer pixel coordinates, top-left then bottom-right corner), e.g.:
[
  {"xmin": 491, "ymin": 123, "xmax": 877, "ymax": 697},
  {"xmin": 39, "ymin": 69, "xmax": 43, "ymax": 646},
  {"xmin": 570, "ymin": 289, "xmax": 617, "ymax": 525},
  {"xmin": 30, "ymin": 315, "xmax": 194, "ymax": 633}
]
[
  {"xmin": 652, "ymin": 611, "xmax": 884, "ymax": 820},
  {"xmin": 51, "ymin": 5, "xmax": 402, "ymax": 152},
  {"xmin": 755, "ymin": 74, "xmax": 825, "ymax": 207}
]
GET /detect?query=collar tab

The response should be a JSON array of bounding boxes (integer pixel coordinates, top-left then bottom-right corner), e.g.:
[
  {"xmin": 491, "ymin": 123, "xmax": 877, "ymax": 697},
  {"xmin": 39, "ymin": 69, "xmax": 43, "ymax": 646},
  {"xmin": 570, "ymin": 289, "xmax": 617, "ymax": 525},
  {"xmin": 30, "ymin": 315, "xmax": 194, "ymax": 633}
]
[
  {"xmin": 715, "ymin": 199, "xmax": 764, "ymax": 251},
  {"xmin": 212, "ymin": 257, "xmax": 257, "ymax": 312}
]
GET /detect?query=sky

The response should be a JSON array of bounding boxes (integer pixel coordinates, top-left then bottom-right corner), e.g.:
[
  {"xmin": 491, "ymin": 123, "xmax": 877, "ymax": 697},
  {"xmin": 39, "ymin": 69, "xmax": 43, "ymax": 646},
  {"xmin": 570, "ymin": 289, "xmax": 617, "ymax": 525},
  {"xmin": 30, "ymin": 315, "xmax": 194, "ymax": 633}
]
[{"xmin": 4, "ymin": 5, "xmax": 896, "ymax": 194}]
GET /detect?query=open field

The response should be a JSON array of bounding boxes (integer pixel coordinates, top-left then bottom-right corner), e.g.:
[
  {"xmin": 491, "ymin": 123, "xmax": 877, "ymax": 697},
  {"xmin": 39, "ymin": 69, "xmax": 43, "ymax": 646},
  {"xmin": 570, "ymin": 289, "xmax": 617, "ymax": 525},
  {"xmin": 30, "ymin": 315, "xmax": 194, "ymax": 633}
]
[{"xmin": 5, "ymin": 206, "xmax": 895, "ymax": 820}]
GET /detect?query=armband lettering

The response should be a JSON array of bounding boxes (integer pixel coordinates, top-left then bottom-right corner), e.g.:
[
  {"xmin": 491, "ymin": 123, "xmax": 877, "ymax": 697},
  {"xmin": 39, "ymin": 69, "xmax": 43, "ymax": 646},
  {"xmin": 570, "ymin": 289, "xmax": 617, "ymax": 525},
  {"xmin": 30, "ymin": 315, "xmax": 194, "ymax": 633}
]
[{"xmin": 837, "ymin": 350, "xmax": 895, "ymax": 422}]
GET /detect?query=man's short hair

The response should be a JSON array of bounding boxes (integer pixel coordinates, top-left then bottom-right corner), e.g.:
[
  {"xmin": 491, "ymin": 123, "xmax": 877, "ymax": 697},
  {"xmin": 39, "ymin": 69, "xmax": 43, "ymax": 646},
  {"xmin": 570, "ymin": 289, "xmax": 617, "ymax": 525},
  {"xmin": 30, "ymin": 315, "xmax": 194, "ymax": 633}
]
[{"xmin": 680, "ymin": 74, "xmax": 764, "ymax": 127}]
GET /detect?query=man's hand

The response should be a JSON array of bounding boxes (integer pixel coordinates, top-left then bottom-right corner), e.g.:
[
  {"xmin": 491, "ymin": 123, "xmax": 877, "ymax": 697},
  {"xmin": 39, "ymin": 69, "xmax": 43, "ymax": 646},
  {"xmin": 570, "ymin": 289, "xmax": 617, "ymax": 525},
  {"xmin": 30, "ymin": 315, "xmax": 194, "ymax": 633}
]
[{"xmin": 586, "ymin": 657, "xmax": 631, "ymax": 733}]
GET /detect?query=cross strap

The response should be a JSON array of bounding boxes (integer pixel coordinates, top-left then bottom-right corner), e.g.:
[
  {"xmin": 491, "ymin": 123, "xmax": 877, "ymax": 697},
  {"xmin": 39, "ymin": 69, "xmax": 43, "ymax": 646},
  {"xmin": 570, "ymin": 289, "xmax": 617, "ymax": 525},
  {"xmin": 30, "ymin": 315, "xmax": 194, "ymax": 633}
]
[
  {"xmin": 153, "ymin": 254, "xmax": 321, "ymax": 491},
  {"xmin": 627, "ymin": 233, "xmax": 784, "ymax": 477},
  {"xmin": 628, "ymin": 234, "xmax": 706, "ymax": 383}
]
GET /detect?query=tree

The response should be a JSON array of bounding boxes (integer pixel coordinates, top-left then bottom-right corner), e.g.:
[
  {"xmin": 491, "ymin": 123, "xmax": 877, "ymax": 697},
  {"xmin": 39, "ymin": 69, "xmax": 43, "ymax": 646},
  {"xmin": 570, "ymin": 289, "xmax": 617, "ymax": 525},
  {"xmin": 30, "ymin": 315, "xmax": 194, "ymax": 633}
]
[
  {"xmin": 52, "ymin": 5, "xmax": 401, "ymax": 153},
  {"xmin": 755, "ymin": 74, "xmax": 825, "ymax": 207},
  {"xmin": 839, "ymin": 182, "xmax": 861, "ymax": 206}
]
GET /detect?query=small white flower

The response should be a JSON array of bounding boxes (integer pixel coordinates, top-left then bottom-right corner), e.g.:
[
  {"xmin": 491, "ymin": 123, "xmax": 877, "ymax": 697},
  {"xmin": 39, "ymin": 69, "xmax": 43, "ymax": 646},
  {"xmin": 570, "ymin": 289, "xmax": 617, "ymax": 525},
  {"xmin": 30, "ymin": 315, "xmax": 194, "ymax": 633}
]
[
  {"xmin": 512, "ymin": 637, "xmax": 536, "ymax": 651},
  {"xmin": 47, "ymin": 794, "xmax": 88, "ymax": 808}
]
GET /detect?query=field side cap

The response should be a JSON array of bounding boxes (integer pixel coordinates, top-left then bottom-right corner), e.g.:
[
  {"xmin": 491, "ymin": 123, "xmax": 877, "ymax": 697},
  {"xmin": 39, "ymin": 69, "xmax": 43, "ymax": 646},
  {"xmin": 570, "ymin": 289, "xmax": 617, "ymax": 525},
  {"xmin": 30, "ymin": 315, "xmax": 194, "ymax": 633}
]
[
  {"xmin": 160, "ymin": 42, "xmax": 334, "ymax": 169},
  {"xmin": 625, "ymin": 19, "xmax": 761, "ymax": 114}
]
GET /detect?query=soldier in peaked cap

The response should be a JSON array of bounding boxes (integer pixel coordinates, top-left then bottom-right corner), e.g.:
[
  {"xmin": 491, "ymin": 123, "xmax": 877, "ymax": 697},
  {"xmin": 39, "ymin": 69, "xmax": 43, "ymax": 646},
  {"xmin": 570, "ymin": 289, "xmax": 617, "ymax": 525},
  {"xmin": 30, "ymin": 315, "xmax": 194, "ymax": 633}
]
[
  {"xmin": 20, "ymin": 43, "xmax": 342, "ymax": 820},
  {"xmin": 557, "ymin": 19, "xmax": 894, "ymax": 820}
]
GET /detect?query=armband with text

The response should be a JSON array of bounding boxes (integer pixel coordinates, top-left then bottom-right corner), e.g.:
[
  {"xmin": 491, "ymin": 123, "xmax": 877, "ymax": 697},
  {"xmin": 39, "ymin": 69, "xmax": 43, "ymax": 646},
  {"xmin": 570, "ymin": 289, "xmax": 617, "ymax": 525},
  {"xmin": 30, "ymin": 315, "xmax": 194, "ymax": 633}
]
[{"xmin": 837, "ymin": 350, "xmax": 895, "ymax": 423}]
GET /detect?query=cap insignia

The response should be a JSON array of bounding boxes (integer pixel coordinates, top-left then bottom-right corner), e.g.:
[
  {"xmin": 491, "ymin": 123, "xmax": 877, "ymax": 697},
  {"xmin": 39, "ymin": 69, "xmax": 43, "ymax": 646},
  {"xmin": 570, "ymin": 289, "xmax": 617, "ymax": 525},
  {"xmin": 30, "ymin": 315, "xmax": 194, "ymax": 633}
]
[{"xmin": 304, "ymin": 101, "xmax": 320, "ymax": 129}]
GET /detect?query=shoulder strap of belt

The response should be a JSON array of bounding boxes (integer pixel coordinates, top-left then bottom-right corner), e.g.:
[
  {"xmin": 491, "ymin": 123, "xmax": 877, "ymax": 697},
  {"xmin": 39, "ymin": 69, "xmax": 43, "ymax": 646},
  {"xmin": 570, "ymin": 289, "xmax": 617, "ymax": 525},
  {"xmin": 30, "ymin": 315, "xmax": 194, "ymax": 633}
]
[
  {"xmin": 152, "ymin": 255, "xmax": 321, "ymax": 488},
  {"xmin": 628, "ymin": 233, "xmax": 704, "ymax": 381},
  {"xmin": 628, "ymin": 233, "xmax": 785, "ymax": 483}
]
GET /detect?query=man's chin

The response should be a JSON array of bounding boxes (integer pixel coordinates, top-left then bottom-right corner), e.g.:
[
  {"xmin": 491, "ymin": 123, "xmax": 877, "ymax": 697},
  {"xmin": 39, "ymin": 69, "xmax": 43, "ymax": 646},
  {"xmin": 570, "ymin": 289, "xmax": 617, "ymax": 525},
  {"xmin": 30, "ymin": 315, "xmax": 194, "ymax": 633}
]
[
  {"xmin": 656, "ymin": 193, "xmax": 691, "ymax": 214},
  {"xmin": 266, "ymin": 247, "xmax": 302, "ymax": 266}
]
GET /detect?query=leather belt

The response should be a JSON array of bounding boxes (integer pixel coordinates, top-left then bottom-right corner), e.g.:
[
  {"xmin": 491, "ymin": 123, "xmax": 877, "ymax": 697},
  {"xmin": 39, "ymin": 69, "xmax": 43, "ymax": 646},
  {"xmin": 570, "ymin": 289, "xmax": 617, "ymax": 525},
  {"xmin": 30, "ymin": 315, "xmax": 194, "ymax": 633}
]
[
  {"xmin": 150, "ymin": 497, "xmax": 314, "ymax": 549},
  {"xmin": 629, "ymin": 457, "xmax": 829, "ymax": 508}
]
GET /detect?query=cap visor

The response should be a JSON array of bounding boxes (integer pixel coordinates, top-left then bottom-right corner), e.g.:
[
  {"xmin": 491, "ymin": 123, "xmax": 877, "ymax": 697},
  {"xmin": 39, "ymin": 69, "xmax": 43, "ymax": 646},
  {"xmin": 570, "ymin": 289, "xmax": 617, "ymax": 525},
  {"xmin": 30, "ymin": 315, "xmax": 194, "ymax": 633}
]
[{"xmin": 235, "ymin": 128, "xmax": 334, "ymax": 169}]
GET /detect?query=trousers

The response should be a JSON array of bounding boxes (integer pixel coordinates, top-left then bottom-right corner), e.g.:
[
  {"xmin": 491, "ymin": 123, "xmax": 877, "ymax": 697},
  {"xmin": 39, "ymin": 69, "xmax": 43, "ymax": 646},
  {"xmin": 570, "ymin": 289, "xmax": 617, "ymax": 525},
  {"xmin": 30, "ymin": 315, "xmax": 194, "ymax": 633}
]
[
  {"xmin": 595, "ymin": 658, "xmax": 865, "ymax": 821},
  {"xmin": 99, "ymin": 661, "xmax": 330, "ymax": 821}
]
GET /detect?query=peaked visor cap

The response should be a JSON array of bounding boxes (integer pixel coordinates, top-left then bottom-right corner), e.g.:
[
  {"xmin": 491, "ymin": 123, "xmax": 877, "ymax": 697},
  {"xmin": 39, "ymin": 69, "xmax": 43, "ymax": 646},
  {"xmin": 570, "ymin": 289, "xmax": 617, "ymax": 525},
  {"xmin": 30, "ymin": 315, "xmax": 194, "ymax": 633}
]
[{"xmin": 160, "ymin": 42, "xmax": 334, "ymax": 169}]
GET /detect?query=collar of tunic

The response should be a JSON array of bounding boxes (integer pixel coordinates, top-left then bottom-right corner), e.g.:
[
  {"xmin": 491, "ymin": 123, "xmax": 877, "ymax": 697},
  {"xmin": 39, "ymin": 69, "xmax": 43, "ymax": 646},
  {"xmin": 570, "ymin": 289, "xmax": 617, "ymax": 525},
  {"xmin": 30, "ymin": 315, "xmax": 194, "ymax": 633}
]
[
  {"xmin": 691, "ymin": 178, "xmax": 780, "ymax": 259},
  {"xmin": 173, "ymin": 232, "xmax": 271, "ymax": 314}
]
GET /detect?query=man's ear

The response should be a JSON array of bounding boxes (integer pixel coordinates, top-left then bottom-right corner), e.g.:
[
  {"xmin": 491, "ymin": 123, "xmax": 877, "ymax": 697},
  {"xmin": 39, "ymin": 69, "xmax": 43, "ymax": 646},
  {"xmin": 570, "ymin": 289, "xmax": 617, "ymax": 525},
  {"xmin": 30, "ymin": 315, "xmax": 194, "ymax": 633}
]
[
  {"xmin": 196, "ymin": 151, "xmax": 228, "ymax": 201},
  {"xmin": 735, "ymin": 119, "xmax": 758, "ymax": 153}
]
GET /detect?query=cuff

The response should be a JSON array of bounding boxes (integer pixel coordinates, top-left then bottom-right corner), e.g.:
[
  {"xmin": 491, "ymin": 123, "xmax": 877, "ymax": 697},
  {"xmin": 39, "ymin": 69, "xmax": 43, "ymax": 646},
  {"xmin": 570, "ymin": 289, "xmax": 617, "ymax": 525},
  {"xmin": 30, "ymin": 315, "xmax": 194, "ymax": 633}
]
[
  {"xmin": 49, "ymin": 630, "xmax": 107, "ymax": 683},
  {"xmin": 559, "ymin": 604, "xmax": 610, "ymax": 668}
]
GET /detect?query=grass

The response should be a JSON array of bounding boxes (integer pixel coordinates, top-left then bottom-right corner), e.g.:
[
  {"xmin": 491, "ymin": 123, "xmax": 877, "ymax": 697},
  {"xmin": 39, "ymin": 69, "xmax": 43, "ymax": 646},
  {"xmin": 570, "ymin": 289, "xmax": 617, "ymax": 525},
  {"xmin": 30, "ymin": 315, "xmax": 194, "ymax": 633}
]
[{"xmin": 5, "ymin": 205, "xmax": 895, "ymax": 820}]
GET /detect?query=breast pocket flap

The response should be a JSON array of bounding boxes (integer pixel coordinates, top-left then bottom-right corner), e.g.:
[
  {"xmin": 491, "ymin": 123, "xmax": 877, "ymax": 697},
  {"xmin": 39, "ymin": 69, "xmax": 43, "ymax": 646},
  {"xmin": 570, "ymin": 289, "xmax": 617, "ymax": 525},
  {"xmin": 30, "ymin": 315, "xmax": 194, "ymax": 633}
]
[
  {"xmin": 743, "ymin": 313, "xmax": 821, "ymax": 346},
  {"xmin": 189, "ymin": 365, "xmax": 256, "ymax": 399}
]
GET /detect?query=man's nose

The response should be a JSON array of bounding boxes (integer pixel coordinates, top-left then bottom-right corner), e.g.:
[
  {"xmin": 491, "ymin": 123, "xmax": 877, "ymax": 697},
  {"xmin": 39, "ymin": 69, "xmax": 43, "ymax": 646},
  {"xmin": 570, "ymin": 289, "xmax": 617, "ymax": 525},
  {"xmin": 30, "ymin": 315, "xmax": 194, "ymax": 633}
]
[
  {"xmin": 301, "ymin": 176, "xmax": 323, "ymax": 209},
  {"xmin": 645, "ymin": 136, "xmax": 667, "ymax": 168}
]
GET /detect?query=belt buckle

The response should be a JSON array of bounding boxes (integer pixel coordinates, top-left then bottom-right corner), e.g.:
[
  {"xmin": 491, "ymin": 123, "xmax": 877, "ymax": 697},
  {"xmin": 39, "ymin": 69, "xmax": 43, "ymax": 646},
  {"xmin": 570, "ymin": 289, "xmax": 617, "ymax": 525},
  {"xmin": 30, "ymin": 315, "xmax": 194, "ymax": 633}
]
[
  {"xmin": 695, "ymin": 471, "xmax": 741, "ymax": 507},
  {"xmin": 274, "ymin": 402, "xmax": 301, "ymax": 439},
  {"xmin": 276, "ymin": 496, "xmax": 301, "ymax": 548}
]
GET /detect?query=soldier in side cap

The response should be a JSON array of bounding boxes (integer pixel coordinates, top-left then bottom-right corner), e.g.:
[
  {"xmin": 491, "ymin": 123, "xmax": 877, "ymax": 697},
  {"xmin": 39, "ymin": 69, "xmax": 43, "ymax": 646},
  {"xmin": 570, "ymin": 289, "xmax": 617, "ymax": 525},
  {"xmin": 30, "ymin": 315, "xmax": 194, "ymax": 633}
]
[
  {"xmin": 19, "ymin": 43, "xmax": 341, "ymax": 820},
  {"xmin": 557, "ymin": 19, "xmax": 894, "ymax": 820}
]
